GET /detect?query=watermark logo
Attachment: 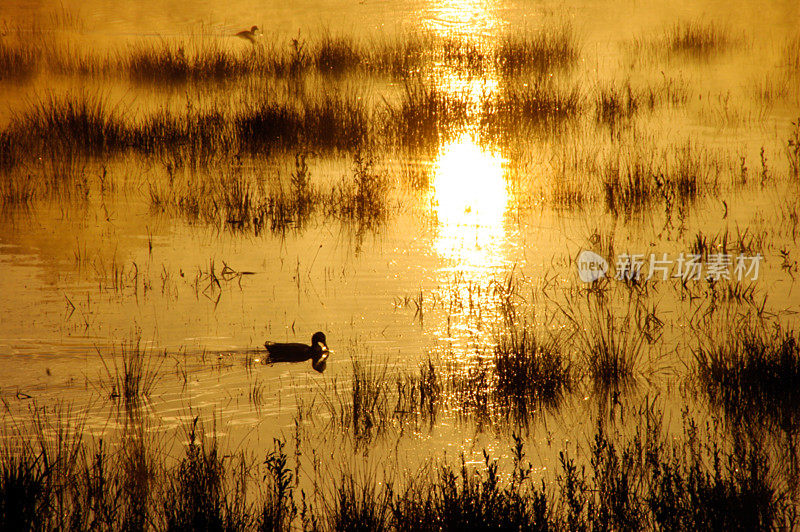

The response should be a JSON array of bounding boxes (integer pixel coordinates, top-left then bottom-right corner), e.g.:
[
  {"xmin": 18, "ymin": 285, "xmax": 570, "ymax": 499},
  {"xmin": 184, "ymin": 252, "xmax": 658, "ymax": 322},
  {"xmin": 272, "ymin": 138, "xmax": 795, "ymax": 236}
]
[
  {"xmin": 577, "ymin": 251, "xmax": 762, "ymax": 283},
  {"xmin": 577, "ymin": 250, "xmax": 609, "ymax": 282}
]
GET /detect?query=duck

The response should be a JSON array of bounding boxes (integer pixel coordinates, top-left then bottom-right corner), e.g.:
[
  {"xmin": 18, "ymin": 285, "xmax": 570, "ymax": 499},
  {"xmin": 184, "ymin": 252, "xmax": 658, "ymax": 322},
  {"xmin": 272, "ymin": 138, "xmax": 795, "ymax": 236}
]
[
  {"xmin": 235, "ymin": 25, "xmax": 261, "ymax": 44},
  {"xmin": 264, "ymin": 331, "xmax": 330, "ymax": 373}
]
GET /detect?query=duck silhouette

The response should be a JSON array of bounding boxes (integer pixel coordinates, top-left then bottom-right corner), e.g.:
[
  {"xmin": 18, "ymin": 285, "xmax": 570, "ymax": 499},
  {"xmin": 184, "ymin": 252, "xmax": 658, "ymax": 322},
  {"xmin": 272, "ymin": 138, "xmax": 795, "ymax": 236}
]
[
  {"xmin": 264, "ymin": 331, "xmax": 330, "ymax": 373},
  {"xmin": 235, "ymin": 25, "xmax": 261, "ymax": 44}
]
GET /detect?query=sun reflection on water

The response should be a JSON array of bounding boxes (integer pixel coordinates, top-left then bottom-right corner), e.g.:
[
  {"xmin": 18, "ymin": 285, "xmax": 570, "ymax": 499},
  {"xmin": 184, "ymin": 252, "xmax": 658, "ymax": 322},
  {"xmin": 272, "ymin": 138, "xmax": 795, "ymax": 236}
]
[
  {"xmin": 432, "ymin": 134, "xmax": 508, "ymax": 273},
  {"xmin": 422, "ymin": 0, "xmax": 502, "ymax": 37}
]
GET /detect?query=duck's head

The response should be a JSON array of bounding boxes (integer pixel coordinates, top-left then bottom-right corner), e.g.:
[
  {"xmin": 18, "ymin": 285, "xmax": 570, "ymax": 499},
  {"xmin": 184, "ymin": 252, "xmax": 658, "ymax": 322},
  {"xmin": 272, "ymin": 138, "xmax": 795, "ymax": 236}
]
[
  {"xmin": 311, "ymin": 331, "xmax": 328, "ymax": 353},
  {"xmin": 310, "ymin": 332, "xmax": 329, "ymax": 372}
]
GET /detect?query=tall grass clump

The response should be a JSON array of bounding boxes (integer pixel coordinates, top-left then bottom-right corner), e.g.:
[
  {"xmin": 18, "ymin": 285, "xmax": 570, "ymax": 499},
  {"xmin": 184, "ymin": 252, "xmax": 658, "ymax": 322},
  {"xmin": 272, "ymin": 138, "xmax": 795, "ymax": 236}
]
[
  {"xmin": 0, "ymin": 403, "xmax": 159, "ymax": 530},
  {"xmin": 666, "ymin": 20, "xmax": 733, "ymax": 58},
  {"xmin": 595, "ymin": 81, "xmax": 640, "ymax": 126},
  {"xmin": 302, "ymin": 93, "xmax": 370, "ymax": 151},
  {"xmin": 326, "ymin": 358, "xmax": 392, "ymax": 443},
  {"xmin": 234, "ymin": 102, "xmax": 302, "ymax": 153},
  {"xmin": 136, "ymin": 106, "xmax": 232, "ymax": 165},
  {"xmin": 236, "ymin": 93, "xmax": 369, "ymax": 153},
  {"xmin": 327, "ymin": 152, "xmax": 391, "ymax": 228},
  {"xmin": 441, "ymin": 36, "xmax": 486, "ymax": 75},
  {"xmin": 563, "ymin": 414, "xmax": 786, "ymax": 530},
  {"xmin": 494, "ymin": 327, "xmax": 571, "ymax": 413},
  {"xmin": 694, "ymin": 318, "xmax": 800, "ymax": 430},
  {"xmin": 259, "ymin": 438, "xmax": 298, "ymax": 531},
  {"xmin": 481, "ymin": 80, "xmax": 580, "ymax": 138},
  {"xmin": 124, "ymin": 38, "xmax": 270, "ymax": 82},
  {"xmin": 395, "ymin": 359, "xmax": 443, "ymax": 424},
  {"xmin": 313, "ymin": 34, "xmax": 362, "ymax": 74},
  {"xmin": 601, "ymin": 140, "xmax": 712, "ymax": 215},
  {"xmin": 98, "ymin": 333, "xmax": 164, "ymax": 406},
  {"xmin": 389, "ymin": 81, "xmax": 470, "ymax": 150},
  {"xmin": 15, "ymin": 94, "xmax": 128, "ymax": 154},
  {"xmin": 392, "ymin": 451, "xmax": 550, "ymax": 531},
  {"xmin": 495, "ymin": 24, "xmax": 579, "ymax": 75},
  {"xmin": 0, "ymin": 131, "xmax": 19, "ymax": 173},
  {"xmin": 367, "ymin": 33, "xmax": 429, "ymax": 77},
  {"xmin": 328, "ymin": 473, "xmax": 392, "ymax": 531},
  {"xmin": 387, "ymin": 412, "xmax": 789, "ymax": 530},
  {"xmin": 602, "ymin": 151, "xmax": 655, "ymax": 216},
  {"xmin": 0, "ymin": 404, "xmax": 86, "ymax": 530},
  {"xmin": 564, "ymin": 295, "xmax": 649, "ymax": 391},
  {"xmin": 163, "ymin": 418, "xmax": 254, "ymax": 531},
  {"xmin": 785, "ymin": 36, "xmax": 800, "ymax": 72},
  {"xmin": 0, "ymin": 172, "xmax": 36, "ymax": 208},
  {"xmin": 0, "ymin": 40, "xmax": 37, "ymax": 79},
  {"xmin": 126, "ymin": 41, "xmax": 195, "ymax": 82}
]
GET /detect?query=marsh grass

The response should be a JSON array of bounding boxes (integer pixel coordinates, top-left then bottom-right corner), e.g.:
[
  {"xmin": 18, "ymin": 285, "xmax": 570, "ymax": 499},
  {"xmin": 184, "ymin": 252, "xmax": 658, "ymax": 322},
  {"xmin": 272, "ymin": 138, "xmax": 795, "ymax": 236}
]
[
  {"xmin": 441, "ymin": 36, "xmax": 487, "ymax": 75},
  {"xmin": 788, "ymin": 118, "xmax": 800, "ymax": 180},
  {"xmin": 0, "ymin": 407, "xmax": 793, "ymax": 530},
  {"xmin": 0, "ymin": 171, "xmax": 36, "ymax": 208},
  {"xmin": 562, "ymin": 295, "xmax": 650, "ymax": 391},
  {"xmin": 149, "ymin": 151, "xmax": 392, "ymax": 235},
  {"xmin": 343, "ymin": 359, "xmax": 391, "ymax": 443},
  {"xmin": 596, "ymin": 81, "xmax": 640, "ymax": 126},
  {"xmin": 601, "ymin": 140, "xmax": 715, "ymax": 216},
  {"xmin": 785, "ymin": 36, "xmax": 800, "ymax": 72},
  {"xmin": 495, "ymin": 24, "xmax": 579, "ymax": 75},
  {"xmin": 667, "ymin": 21, "xmax": 733, "ymax": 57},
  {"xmin": 260, "ymin": 438, "xmax": 298, "ymax": 530},
  {"xmin": 97, "ymin": 333, "xmax": 164, "ymax": 405},
  {"xmin": 384, "ymin": 412, "xmax": 788, "ymax": 530},
  {"xmin": 14, "ymin": 94, "xmax": 127, "ymax": 155},
  {"xmin": 0, "ymin": 131, "xmax": 16, "ymax": 172},
  {"xmin": 328, "ymin": 472, "xmax": 393, "ymax": 531},
  {"xmin": 162, "ymin": 418, "xmax": 254, "ymax": 531},
  {"xmin": 0, "ymin": 40, "xmax": 37, "ymax": 79},
  {"xmin": 391, "ymin": 451, "xmax": 549, "ymax": 531},
  {"xmin": 126, "ymin": 39, "xmax": 257, "ymax": 82},
  {"xmin": 137, "ymin": 106, "xmax": 233, "ymax": 166},
  {"xmin": 3, "ymin": 28, "xmax": 579, "ymax": 82},
  {"xmin": 393, "ymin": 332, "xmax": 569, "ymax": 427},
  {"xmin": 694, "ymin": 318, "xmax": 800, "ymax": 432},
  {"xmin": 327, "ymin": 152, "xmax": 391, "ymax": 228},
  {"xmin": 494, "ymin": 327, "xmax": 572, "ymax": 414},
  {"xmin": 602, "ymin": 152, "xmax": 656, "ymax": 215},
  {"xmin": 5, "ymin": 90, "xmax": 369, "ymax": 172},
  {"xmin": 389, "ymin": 81, "xmax": 470, "ymax": 150},
  {"xmin": 480, "ymin": 80, "xmax": 580, "ymax": 138},
  {"xmin": 314, "ymin": 34, "xmax": 362, "ymax": 75},
  {"xmin": 0, "ymin": 403, "xmax": 159, "ymax": 530},
  {"xmin": 234, "ymin": 92, "xmax": 369, "ymax": 152},
  {"xmin": 395, "ymin": 359, "xmax": 443, "ymax": 423},
  {"xmin": 689, "ymin": 225, "xmax": 765, "ymax": 264},
  {"xmin": 366, "ymin": 33, "xmax": 431, "ymax": 77}
]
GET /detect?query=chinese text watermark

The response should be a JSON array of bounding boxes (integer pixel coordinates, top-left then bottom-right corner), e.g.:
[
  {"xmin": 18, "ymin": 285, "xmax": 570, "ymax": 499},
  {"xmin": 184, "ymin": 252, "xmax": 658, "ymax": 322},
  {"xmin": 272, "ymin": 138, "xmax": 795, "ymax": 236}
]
[{"xmin": 577, "ymin": 252, "xmax": 762, "ymax": 283}]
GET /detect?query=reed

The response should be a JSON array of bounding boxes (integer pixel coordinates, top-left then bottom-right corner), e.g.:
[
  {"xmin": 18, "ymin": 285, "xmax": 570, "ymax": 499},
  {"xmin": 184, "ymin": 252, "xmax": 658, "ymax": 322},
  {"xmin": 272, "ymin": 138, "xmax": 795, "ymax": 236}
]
[{"xmin": 495, "ymin": 24, "xmax": 579, "ymax": 75}]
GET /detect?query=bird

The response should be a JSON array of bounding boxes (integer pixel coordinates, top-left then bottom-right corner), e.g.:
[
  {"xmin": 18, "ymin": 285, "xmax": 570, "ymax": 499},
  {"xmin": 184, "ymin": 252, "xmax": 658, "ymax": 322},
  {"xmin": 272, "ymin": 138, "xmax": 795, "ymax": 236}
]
[
  {"xmin": 235, "ymin": 25, "xmax": 261, "ymax": 44},
  {"xmin": 264, "ymin": 331, "xmax": 330, "ymax": 373}
]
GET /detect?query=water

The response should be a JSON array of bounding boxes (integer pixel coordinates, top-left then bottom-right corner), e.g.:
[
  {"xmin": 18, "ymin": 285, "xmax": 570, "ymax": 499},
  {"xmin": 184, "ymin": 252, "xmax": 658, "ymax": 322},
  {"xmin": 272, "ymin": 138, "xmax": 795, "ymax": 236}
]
[{"xmin": 0, "ymin": 0, "xmax": 799, "ymax": 497}]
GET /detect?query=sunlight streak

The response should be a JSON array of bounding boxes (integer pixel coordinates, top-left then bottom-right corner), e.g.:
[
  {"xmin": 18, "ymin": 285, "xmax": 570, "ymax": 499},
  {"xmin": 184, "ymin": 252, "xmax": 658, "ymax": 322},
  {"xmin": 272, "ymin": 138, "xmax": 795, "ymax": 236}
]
[{"xmin": 432, "ymin": 134, "xmax": 508, "ymax": 273}]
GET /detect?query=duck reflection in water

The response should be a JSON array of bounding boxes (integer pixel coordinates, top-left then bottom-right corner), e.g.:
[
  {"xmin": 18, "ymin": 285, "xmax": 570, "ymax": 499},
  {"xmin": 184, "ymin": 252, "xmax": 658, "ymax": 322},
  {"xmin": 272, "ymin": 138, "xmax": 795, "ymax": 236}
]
[{"xmin": 264, "ymin": 331, "xmax": 330, "ymax": 373}]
